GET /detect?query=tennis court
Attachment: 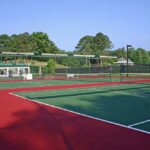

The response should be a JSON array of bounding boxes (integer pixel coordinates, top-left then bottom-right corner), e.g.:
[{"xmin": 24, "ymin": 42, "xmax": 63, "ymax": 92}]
[
  {"xmin": 15, "ymin": 83, "xmax": 150, "ymax": 133},
  {"xmin": 0, "ymin": 72, "xmax": 149, "ymax": 89},
  {"xmin": 0, "ymin": 73, "xmax": 113, "ymax": 89},
  {"xmin": 0, "ymin": 74, "xmax": 150, "ymax": 150}
]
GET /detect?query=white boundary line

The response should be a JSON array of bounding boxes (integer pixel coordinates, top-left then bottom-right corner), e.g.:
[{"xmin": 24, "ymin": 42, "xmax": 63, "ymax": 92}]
[
  {"xmin": 129, "ymin": 119, "xmax": 150, "ymax": 127},
  {"xmin": 10, "ymin": 93, "xmax": 150, "ymax": 135}
]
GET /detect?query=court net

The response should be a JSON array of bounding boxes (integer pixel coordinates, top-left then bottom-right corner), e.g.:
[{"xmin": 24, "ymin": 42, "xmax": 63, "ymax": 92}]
[
  {"xmin": 120, "ymin": 73, "xmax": 150, "ymax": 83},
  {"xmin": 54, "ymin": 73, "xmax": 112, "ymax": 83}
]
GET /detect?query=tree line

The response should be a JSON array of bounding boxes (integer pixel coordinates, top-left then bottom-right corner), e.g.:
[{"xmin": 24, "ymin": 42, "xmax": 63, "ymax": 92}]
[
  {"xmin": 0, "ymin": 32, "xmax": 60, "ymax": 54},
  {"xmin": 110, "ymin": 47, "xmax": 150, "ymax": 64},
  {"xmin": 74, "ymin": 32, "xmax": 150, "ymax": 64},
  {"xmin": 0, "ymin": 32, "xmax": 149, "ymax": 64}
]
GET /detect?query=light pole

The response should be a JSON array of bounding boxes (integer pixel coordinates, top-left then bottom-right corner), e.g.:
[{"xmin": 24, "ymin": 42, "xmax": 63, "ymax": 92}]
[
  {"xmin": 0, "ymin": 44, "xmax": 5, "ymax": 62},
  {"xmin": 126, "ymin": 44, "xmax": 132, "ymax": 77}
]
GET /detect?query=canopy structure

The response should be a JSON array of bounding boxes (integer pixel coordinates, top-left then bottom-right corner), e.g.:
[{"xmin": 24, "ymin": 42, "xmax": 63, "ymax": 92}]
[
  {"xmin": 0, "ymin": 51, "xmax": 117, "ymax": 58},
  {"xmin": 0, "ymin": 62, "xmax": 30, "ymax": 78},
  {"xmin": 115, "ymin": 58, "xmax": 134, "ymax": 65},
  {"xmin": 0, "ymin": 51, "xmax": 117, "ymax": 67}
]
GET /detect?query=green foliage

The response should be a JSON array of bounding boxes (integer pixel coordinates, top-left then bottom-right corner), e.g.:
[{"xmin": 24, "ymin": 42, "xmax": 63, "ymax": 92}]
[
  {"xmin": 0, "ymin": 32, "xmax": 61, "ymax": 54},
  {"xmin": 30, "ymin": 65, "xmax": 39, "ymax": 73},
  {"xmin": 132, "ymin": 48, "xmax": 149, "ymax": 64},
  {"xmin": 45, "ymin": 59, "xmax": 55, "ymax": 75},
  {"xmin": 75, "ymin": 36, "xmax": 94, "ymax": 54},
  {"xmin": 111, "ymin": 48, "xmax": 126, "ymax": 58},
  {"xmin": 110, "ymin": 47, "xmax": 150, "ymax": 64},
  {"xmin": 0, "ymin": 32, "xmax": 149, "ymax": 66},
  {"xmin": 58, "ymin": 57, "xmax": 86, "ymax": 67},
  {"xmin": 75, "ymin": 32, "xmax": 112, "ymax": 55}
]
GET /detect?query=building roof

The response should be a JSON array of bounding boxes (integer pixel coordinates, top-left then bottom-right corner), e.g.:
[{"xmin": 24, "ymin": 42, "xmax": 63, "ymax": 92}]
[
  {"xmin": 115, "ymin": 57, "xmax": 134, "ymax": 64},
  {"xmin": 0, "ymin": 62, "xmax": 29, "ymax": 67},
  {"xmin": 0, "ymin": 51, "xmax": 117, "ymax": 59}
]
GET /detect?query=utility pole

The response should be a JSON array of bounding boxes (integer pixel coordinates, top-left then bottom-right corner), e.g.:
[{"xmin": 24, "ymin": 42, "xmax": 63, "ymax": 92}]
[{"xmin": 126, "ymin": 45, "xmax": 132, "ymax": 77}]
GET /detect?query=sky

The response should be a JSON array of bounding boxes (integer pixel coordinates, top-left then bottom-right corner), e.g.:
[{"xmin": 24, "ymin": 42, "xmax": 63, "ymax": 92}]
[{"xmin": 0, "ymin": 0, "xmax": 150, "ymax": 51}]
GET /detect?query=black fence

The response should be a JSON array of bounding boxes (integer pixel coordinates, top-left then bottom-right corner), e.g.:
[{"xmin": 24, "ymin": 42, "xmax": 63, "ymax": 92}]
[
  {"xmin": 55, "ymin": 64, "xmax": 150, "ymax": 74},
  {"xmin": 0, "ymin": 64, "xmax": 150, "ymax": 81}
]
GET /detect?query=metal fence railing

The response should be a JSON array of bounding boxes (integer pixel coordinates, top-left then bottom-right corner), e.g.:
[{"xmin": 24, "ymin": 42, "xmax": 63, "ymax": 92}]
[{"xmin": 0, "ymin": 64, "xmax": 150, "ymax": 82}]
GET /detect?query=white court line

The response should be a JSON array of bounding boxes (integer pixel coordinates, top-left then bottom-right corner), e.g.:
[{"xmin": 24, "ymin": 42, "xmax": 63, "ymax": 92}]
[
  {"xmin": 129, "ymin": 119, "xmax": 150, "ymax": 127},
  {"xmin": 10, "ymin": 93, "xmax": 150, "ymax": 135}
]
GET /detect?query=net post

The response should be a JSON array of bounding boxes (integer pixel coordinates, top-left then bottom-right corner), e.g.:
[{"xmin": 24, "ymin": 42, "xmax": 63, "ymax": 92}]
[
  {"xmin": 109, "ymin": 65, "xmax": 112, "ymax": 83},
  {"xmin": 65, "ymin": 58, "xmax": 68, "ymax": 79},
  {"xmin": 120, "ymin": 64, "xmax": 125, "ymax": 83}
]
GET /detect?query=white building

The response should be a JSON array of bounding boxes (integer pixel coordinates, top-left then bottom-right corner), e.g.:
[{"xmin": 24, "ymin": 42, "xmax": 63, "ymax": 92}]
[
  {"xmin": 0, "ymin": 62, "xmax": 30, "ymax": 78},
  {"xmin": 115, "ymin": 58, "xmax": 134, "ymax": 65}
]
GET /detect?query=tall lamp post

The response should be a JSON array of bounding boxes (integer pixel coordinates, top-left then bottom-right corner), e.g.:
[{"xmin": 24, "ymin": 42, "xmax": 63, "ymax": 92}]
[
  {"xmin": 126, "ymin": 44, "xmax": 132, "ymax": 77},
  {"xmin": 0, "ymin": 44, "xmax": 5, "ymax": 62}
]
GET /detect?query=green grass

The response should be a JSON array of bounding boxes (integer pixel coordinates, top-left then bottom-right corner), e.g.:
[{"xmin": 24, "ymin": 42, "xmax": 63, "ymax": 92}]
[{"xmin": 16, "ymin": 83, "xmax": 150, "ymax": 132}]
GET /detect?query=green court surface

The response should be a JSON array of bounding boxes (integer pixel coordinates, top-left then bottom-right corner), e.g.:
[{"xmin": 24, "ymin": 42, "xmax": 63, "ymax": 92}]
[
  {"xmin": 0, "ymin": 77, "xmax": 119, "ymax": 89},
  {"xmin": 1, "ymin": 73, "xmax": 148, "ymax": 89},
  {"xmin": 16, "ymin": 83, "xmax": 150, "ymax": 133},
  {"xmin": 133, "ymin": 121, "xmax": 150, "ymax": 131},
  {"xmin": 0, "ymin": 80, "xmax": 101, "ymax": 89}
]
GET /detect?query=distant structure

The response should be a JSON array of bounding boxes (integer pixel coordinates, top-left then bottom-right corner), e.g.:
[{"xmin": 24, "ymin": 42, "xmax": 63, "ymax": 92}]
[
  {"xmin": 0, "ymin": 62, "xmax": 31, "ymax": 79},
  {"xmin": 0, "ymin": 51, "xmax": 117, "ymax": 67},
  {"xmin": 115, "ymin": 58, "xmax": 134, "ymax": 65}
]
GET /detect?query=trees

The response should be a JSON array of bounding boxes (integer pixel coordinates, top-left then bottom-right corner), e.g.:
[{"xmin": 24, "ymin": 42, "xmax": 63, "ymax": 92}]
[
  {"xmin": 75, "ymin": 32, "xmax": 113, "ymax": 56},
  {"xmin": 132, "ymin": 48, "xmax": 149, "ymax": 64},
  {"xmin": 111, "ymin": 48, "xmax": 126, "ymax": 58},
  {"xmin": 13, "ymin": 32, "xmax": 31, "ymax": 52},
  {"xmin": 91, "ymin": 33, "xmax": 113, "ymax": 55},
  {"xmin": 0, "ymin": 32, "xmax": 60, "ymax": 54},
  {"xmin": 31, "ymin": 32, "xmax": 59, "ymax": 53},
  {"xmin": 133, "ymin": 49, "xmax": 143, "ymax": 64},
  {"xmin": 110, "ymin": 47, "xmax": 150, "ymax": 64},
  {"xmin": 75, "ymin": 36, "xmax": 94, "ymax": 55},
  {"xmin": 0, "ymin": 34, "xmax": 10, "ymax": 51},
  {"xmin": 44, "ymin": 59, "xmax": 55, "ymax": 75},
  {"xmin": 0, "ymin": 32, "xmax": 149, "ymax": 65}
]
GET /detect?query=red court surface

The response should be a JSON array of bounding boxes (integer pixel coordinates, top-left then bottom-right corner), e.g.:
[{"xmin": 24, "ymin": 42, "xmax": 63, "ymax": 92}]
[{"xmin": 0, "ymin": 82, "xmax": 150, "ymax": 150}]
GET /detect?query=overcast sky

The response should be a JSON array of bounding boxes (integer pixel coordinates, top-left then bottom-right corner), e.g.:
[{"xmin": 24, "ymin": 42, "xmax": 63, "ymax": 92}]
[{"xmin": 0, "ymin": 0, "xmax": 150, "ymax": 51}]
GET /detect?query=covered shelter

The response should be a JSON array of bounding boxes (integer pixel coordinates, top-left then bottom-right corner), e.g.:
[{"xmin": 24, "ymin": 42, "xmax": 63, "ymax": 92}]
[
  {"xmin": 115, "ymin": 58, "xmax": 134, "ymax": 65},
  {"xmin": 0, "ymin": 62, "xmax": 30, "ymax": 78}
]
